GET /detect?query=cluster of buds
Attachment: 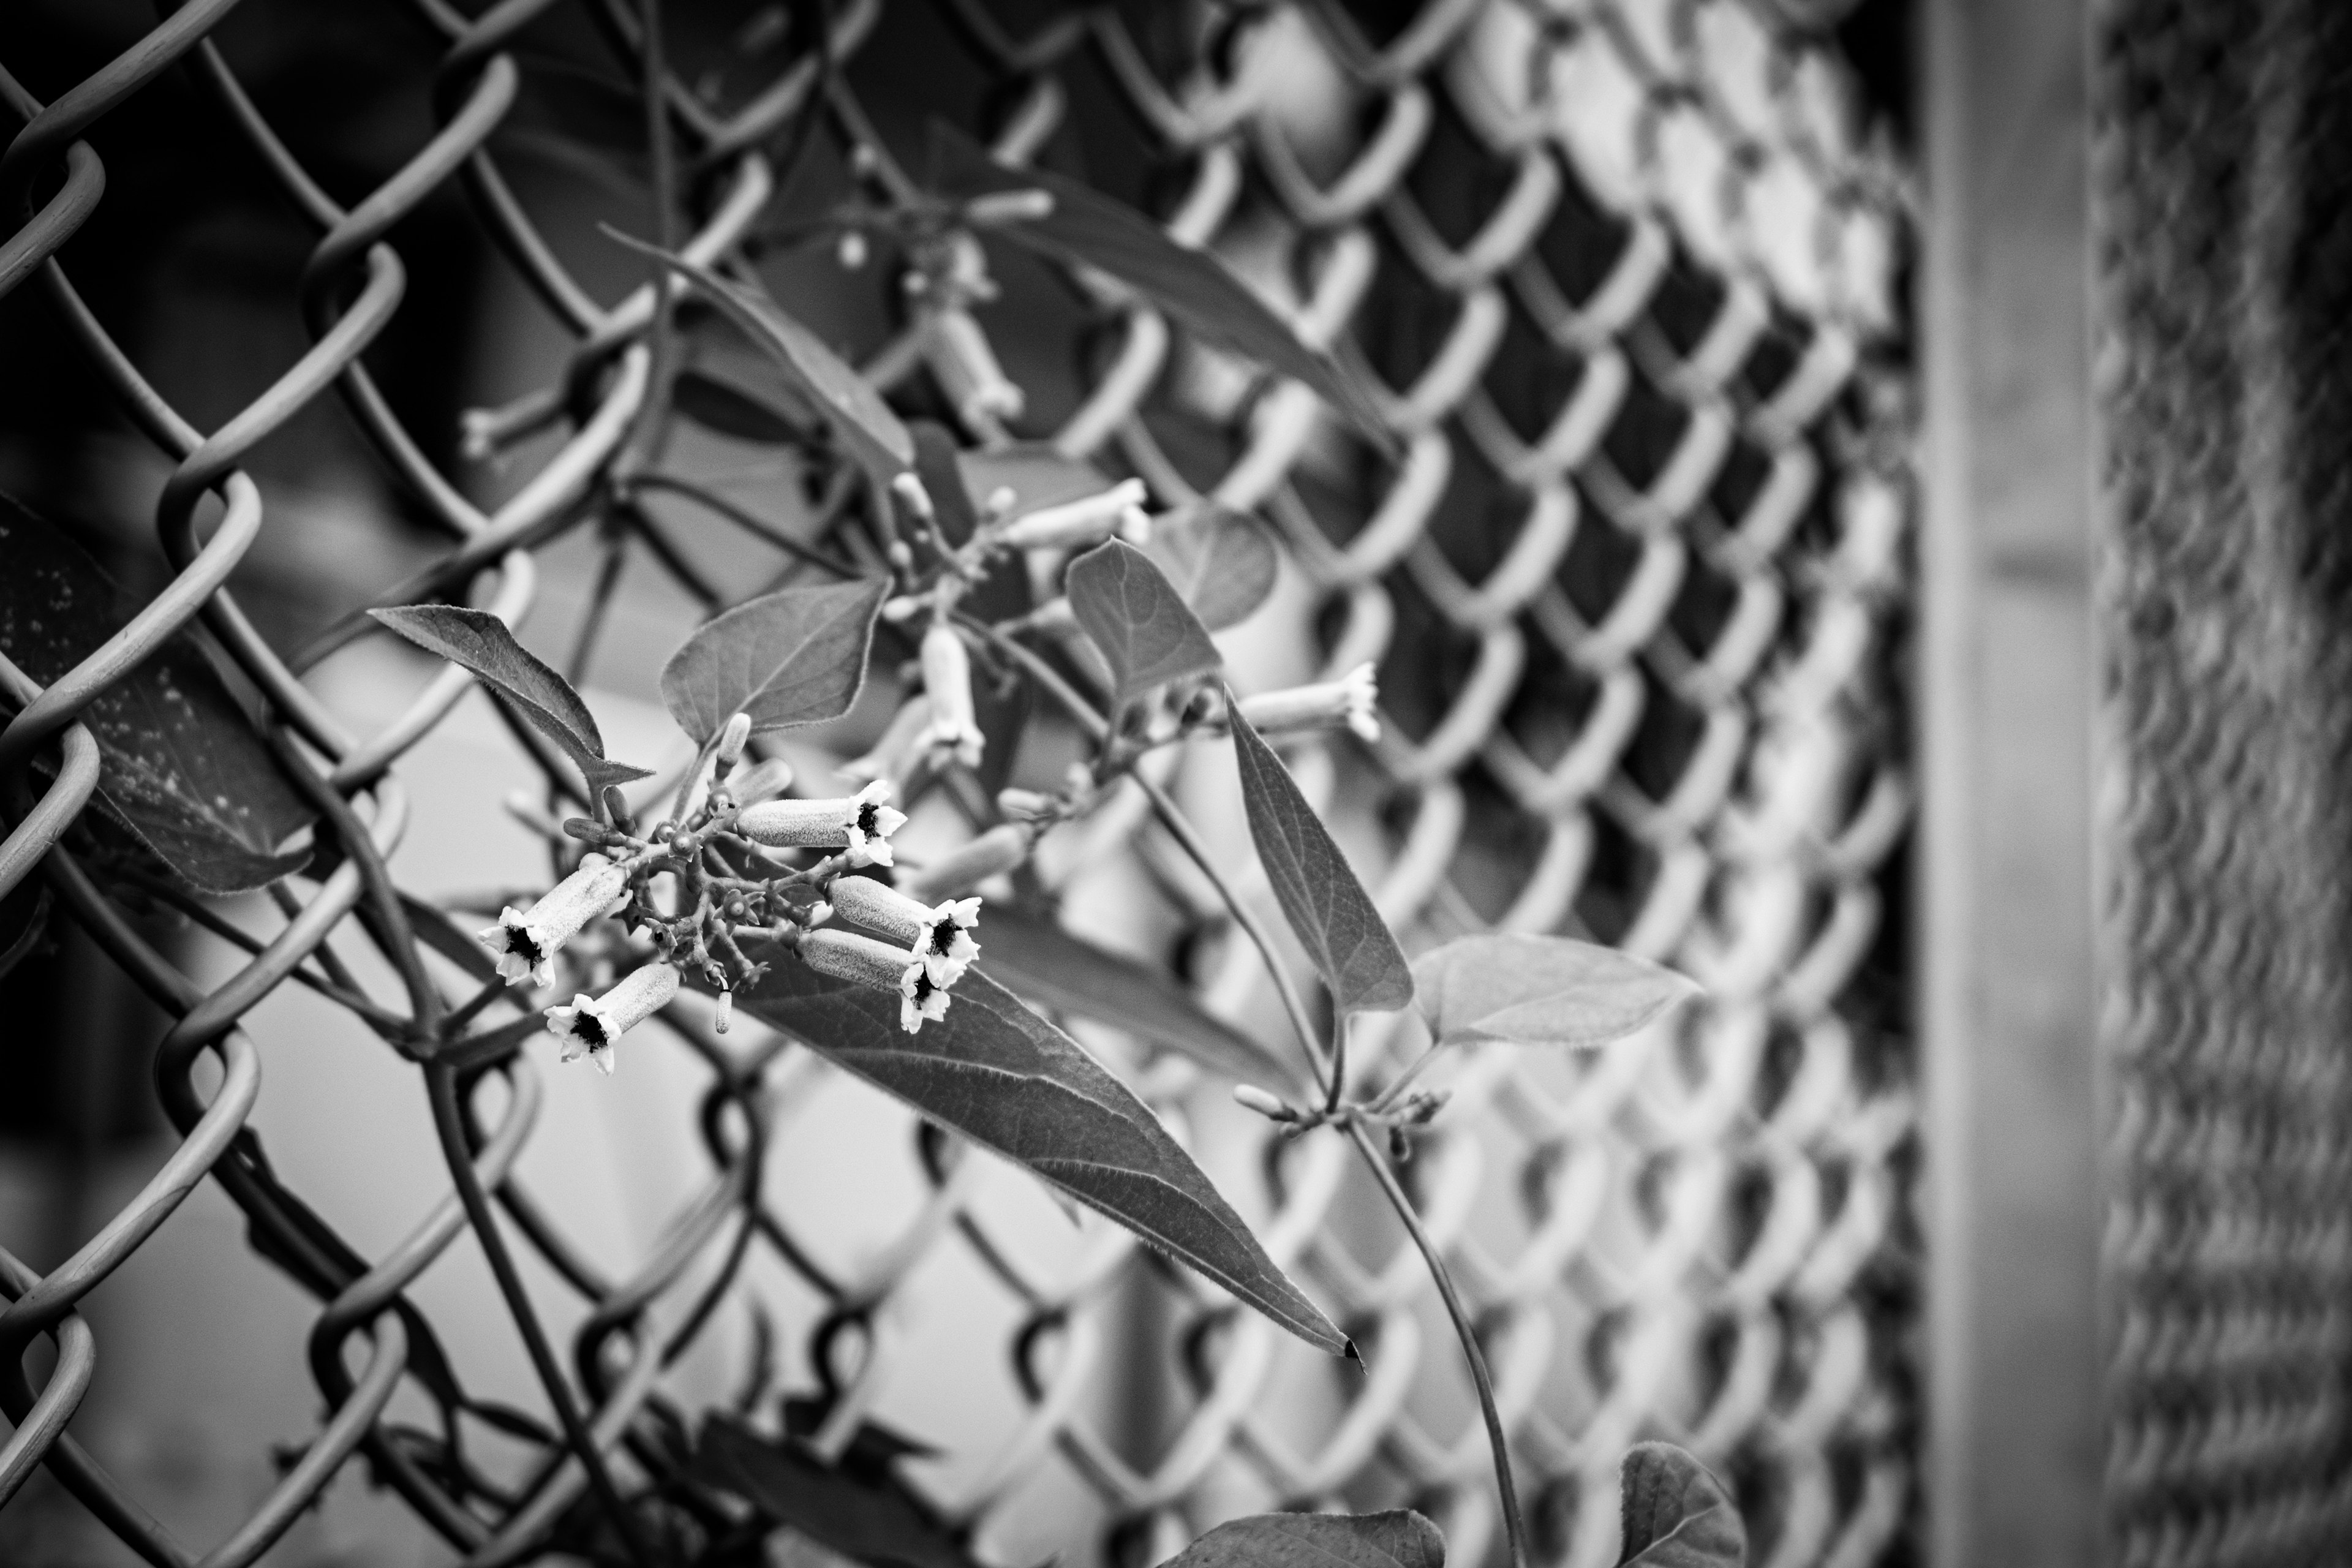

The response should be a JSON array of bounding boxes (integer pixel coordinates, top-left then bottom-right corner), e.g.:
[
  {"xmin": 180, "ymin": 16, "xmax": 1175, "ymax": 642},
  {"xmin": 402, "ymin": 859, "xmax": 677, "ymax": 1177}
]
[
  {"xmin": 1232, "ymin": 1082, "xmax": 1450, "ymax": 1161},
  {"xmin": 473, "ymin": 709, "xmax": 993, "ymax": 1070}
]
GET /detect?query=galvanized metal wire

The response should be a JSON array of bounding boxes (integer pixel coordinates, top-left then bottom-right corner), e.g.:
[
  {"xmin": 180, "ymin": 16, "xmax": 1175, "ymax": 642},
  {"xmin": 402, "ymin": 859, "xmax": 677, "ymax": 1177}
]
[{"xmin": 0, "ymin": 3, "xmax": 1915, "ymax": 1566}]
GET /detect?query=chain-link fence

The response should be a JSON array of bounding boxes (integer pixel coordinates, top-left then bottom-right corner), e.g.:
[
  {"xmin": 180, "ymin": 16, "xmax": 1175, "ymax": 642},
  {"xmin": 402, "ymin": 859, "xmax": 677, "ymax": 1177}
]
[{"xmin": 0, "ymin": 2, "xmax": 1915, "ymax": 1566}]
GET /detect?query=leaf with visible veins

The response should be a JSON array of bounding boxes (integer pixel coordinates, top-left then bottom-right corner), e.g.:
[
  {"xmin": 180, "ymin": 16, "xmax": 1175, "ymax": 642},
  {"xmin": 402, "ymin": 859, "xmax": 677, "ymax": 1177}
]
[{"xmin": 1066, "ymin": 540, "xmax": 1221, "ymax": 708}]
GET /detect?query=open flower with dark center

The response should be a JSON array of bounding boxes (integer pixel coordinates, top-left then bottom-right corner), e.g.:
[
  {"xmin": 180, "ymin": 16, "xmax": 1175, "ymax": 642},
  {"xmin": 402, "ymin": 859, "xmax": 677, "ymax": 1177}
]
[
  {"xmin": 899, "ymin": 963, "xmax": 951, "ymax": 1033},
  {"xmin": 736, "ymin": 780, "xmax": 908, "ymax": 867},
  {"xmin": 829, "ymin": 877, "xmax": 981, "ymax": 987},
  {"xmin": 546, "ymin": 962, "xmax": 679, "ymax": 1074},
  {"xmin": 478, "ymin": 854, "xmax": 630, "ymax": 987}
]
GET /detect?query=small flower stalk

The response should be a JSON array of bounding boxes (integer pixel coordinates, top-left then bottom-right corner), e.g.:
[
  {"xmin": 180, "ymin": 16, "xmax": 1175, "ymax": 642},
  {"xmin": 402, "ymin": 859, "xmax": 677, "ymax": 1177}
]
[
  {"xmin": 737, "ymin": 780, "xmax": 908, "ymax": 867},
  {"xmin": 916, "ymin": 624, "xmax": 985, "ymax": 768},
  {"xmin": 1237, "ymin": 663, "xmax": 1381, "ymax": 744},
  {"xmin": 547, "ymin": 962, "xmax": 680, "ymax": 1074},
  {"xmin": 830, "ymin": 876, "xmax": 981, "ymax": 987},
  {"xmin": 479, "ymin": 854, "xmax": 630, "ymax": 987}
]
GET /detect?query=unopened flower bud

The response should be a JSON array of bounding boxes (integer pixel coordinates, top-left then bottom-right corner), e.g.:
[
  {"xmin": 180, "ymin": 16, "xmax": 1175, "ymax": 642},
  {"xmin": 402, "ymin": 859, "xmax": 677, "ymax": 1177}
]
[
  {"xmin": 963, "ymin": 188, "xmax": 1055, "ymax": 226},
  {"xmin": 899, "ymin": 823, "xmax": 1030, "ymax": 902},
  {"xmin": 546, "ymin": 961, "xmax": 679, "ymax": 1074},
  {"xmin": 715, "ymin": 989, "xmax": 734, "ymax": 1035},
  {"xmin": 891, "ymin": 471, "xmax": 936, "ymax": 522},
  {"xmin": 717, "ymin": 712, "xmax": 753, "ymax": 766},
  {"xmin": 916, "ymin": 624, "xmax": 984, "ymax": 768},
  {"xmin": 479, "ymin": 854, "xmax": 630, "ymax": 987},
  {"xmin": 831, "ymin": 877, "xmax": 981, "ymax": 986},
  {"xmin": 837, "ymin": 229, "xmax": 868, "ymax": 270},
  {"xmin": 737, "ymin": 780, "xmax": 908, "ymax": 867},
  {"xmin": 1232, "ymin": 1084, "xmax": 1297, "ymax": 1123},
  {"xmin": 1237, "ymin": 662, "xmax": 1380, "ymax": 744},
  {"xmin": 997, "ymin": 480, "xmax": 1151, "ymax": 551},
  {"xmin": 723, "ymin": 756, "xmax": 794, "ymax": 807},
  {"xmin": 924, "ymin": 307, "xmax": 1023, "ymax": 425},
  {"xmin": 995, "ymin": 788, "xmax": 1055, "ymax": 821},
  {"xmin": 601, "ymin": 785, "xmax": 635, "ymax": 835}
]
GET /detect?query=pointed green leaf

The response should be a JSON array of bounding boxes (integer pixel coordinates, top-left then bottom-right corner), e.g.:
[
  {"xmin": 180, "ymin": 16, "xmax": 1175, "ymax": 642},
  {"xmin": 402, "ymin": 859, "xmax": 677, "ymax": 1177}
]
[
  {"xmin": 929, "ymin": 124, "xmax": 1396, "ymax": 453},
  {"xmin": 1066, "ymin": 539, "xmax": 1221, "ymax": 707},
  {"xmin": 1227, "ymin": 701, "xmax": 1413, "ymax": 1016},
  {"xmin": 976, "ymin": 903, "xmax": 1291, "ymax": 1085},
  {"xmin": 1618, "ymin": 1442, "xmax": 1746, "ymax": 1568},
  {"xmin": 658, "ymin": 578, "xmax": 889, "ymax": 744},
  {"xmin": 371, "ymin": 605, "xmax": 653, "ymax": 797},
  {"xmin": 608, "ymin": 228, "xmax": 913, "ymax": 484},
  {"xmin": 1412, "ymin": 933, "xmax": 1699, "ymax": 1051},
  {"xmin": 1159, "ymin": 1512, "xmax": 1444, "ymax": 1568},
  {"xmin": 0, "ymin": 494, "xmax": 315, "ymax": 894},
  {"xmin": 1147, "ymin": 502, "xmax": 1279, "ymax": 631},
  {"xmin": 734, "ymin": 957, "xmax": 1351, "ymax": 1358},
  {"xmin": 693, "ymin": 1414, "xmax": 979, "ymax": 1568}
]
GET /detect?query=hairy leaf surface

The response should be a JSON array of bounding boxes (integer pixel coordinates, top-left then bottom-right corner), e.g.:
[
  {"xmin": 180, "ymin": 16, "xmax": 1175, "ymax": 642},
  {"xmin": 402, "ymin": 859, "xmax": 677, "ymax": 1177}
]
[
  {"xmin": 1228, "ymin": 703, "xmax": 1414, "ymax": 1016},
  {"xmin": 372, "ymin": 604, "xmax": 652, "ymax": 796},
  {"xmin": 1158, "ymin": 1511, "xmax": 1444, "ymax": 1568},
  {"xmin": 0, "ymin": 494, "xmax": 314, "ymax": 893},
  {"xmin": 735, "ymin": 957, "xmax": 1349, "ymax": 1356},
  {"xmin": 1066, "ymin": 540, "xmax": 1221, "ymax": 707},
  {"xmin": 929, "ymin": 124, "xmax": 1394, "ymax": 451},
  {"xmin": 977, "ymin": 903, "xmax": 1290, "ymax": 1085},
  {"xmin": 1412, "ymin": 933, "xmax": 1698, "ymax": 1050},
  {"xmin": 1617, "ymin": 1442, "xmax": 1746, "ymax": 1567},
  {"xmin": 659, "ymin": 578, "xmax": 889, "ymax": 742}
]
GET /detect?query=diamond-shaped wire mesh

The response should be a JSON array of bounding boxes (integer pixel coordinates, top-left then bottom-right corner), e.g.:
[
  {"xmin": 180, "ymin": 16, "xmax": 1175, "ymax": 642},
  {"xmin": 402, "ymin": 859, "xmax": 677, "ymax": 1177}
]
[{"xmin": 0, "ymin": 3, "xmax": 1915, "ymax": 1566}]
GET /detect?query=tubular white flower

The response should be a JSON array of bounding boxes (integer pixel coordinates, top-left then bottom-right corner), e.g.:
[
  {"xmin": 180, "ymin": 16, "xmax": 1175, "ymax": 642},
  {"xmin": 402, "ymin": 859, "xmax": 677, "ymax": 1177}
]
[
  {"xmin": 546, "ymin": 962, "xmax": 679, "ymax": 1074},
  {"xmin": 478, "ymin": 854, "xmax": 630, "ymax": 987},
  {"xmin": 897, "ymin": 823, "xmax": 1032, "ymax": 902},
  {"xmin": 996, "ymin": 479, "xmax": 1150, "ymax": 551},
  {"xmin": 736, "ymin": 780, "xmax": 908, "ymax": 867},
  {"xmin": 1237, "ymin": 662, "xmax": 1380, "ymax": 744},
  {"xmin": 722, "ymin": 756, "xmax": 794, "ymax": 807},
  {"xmin": 840, "ymin": 696, "xmax": 933, "ymax": 785},
  {"xmin": 801, "ymin": 929, "xmax": 948, "ymax": 1033},
  {"xmin": 915, "ymin": 624, "xmax": 985, "ymax": 768},
  {"xmin": 830, "ymin": 878, "xmax": 982, "ymax": 987}
]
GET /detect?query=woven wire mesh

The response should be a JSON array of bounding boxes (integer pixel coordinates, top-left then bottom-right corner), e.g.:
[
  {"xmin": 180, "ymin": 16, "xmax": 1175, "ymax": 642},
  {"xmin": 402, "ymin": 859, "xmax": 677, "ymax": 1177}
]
[
  {"xmin": 2095, "ymin": 2, "xmax": 2352, "ymax": 1564},
  {"xmin": 0, "ymin": 2, "xmax": 1916, "ymax": 1566}
]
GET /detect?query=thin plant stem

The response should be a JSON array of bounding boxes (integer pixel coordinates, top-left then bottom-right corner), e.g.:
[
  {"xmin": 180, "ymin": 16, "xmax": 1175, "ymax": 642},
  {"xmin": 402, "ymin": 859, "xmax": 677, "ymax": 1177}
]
[
  {"xmin": 625, "ymin": 0, "xmax": 681, "ymax": 470},
  {"xmin": 629, "ymin": 471, "xmax": 861, "ymax": 578},
  {"xmin": 1345, "ymin": 1117, "xmax": 1529, "ymax": 1568},
  {"xmin": 423, "ymin": 1061, "xmax": 658, "ymax": 1568},
  {"xmin": 961, "ymin": 615, "xmax": 1331, "ymax": 1095}
]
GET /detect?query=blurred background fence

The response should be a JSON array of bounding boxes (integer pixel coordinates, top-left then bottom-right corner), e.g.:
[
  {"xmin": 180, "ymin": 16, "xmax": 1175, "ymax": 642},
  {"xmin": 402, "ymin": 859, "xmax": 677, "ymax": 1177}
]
[{"xmin": 0, "ymin": 2, "xmax": 1918, "ymax": 1566}]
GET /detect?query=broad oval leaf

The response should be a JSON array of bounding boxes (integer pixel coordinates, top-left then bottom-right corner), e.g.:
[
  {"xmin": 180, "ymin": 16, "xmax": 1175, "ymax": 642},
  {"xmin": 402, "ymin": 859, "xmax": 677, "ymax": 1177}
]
[
  {"xmin": 660, "ymin": 578, "xmax": 889, "ymax": 744},
  {"xmin": 734, "ymin": 956, "xmax": 1351, "ymax": 1358},
  {"xmin": 1147, "ymin": 502, "xmax": 1279, "ymax": 631},
  {"xmin": 672, "ymin": 366, "xmax": 809, "ymax": 445},
  {"xmin": 976, "ymin": 903, "xmax": 1291, "ymax": 1085},
  {"xmin": 0, "ymin": 494, "xmax": 315, "ymax": 894},
  {"xmin": 929, "ymin": 124, "xmax": 1396, "ymax": 454},
  {"xmin": 1066, "ymin": 540, "xmax": 1221, "ymax": 708},
  {"xmin": 908, "ymin": 422, "xmax": 981, "ymax": 545},
  {"xmin": 608, "ymin": 228, "xmax": 913, "ymax": 485},
  {"xmin": 694, "ymin": 1414, "xmax": 979, "ymax": 1568},
  {"xmin": 1412, "ymin": 933, "xmax": 1699, "ymax": 1050},
  {"xmin": 1228, "ymin": 703, "xmax": 1414, "ymax": 1017},
  {"xmin": 1160, "ymin": 1511, "xmax": 1444, "ymax": 1568},
  {"xmin": 371, "ymin": 604, "xmax": 652, "ymax": 797},
  {"xmin": 956, "ymin": 443, "xmax": 1108, "ymax": 524},
  {"xmin": 1618, "ymin": 1442, "xmax": 1746, "ymax": 1567}
]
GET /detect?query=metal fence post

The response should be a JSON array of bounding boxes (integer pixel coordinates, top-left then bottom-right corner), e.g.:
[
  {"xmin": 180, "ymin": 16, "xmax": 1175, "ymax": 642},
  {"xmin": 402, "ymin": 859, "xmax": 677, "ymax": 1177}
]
[{"xmin": 1920, "ymin": 0, "xmax": 2105, "ymax": 1563}]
